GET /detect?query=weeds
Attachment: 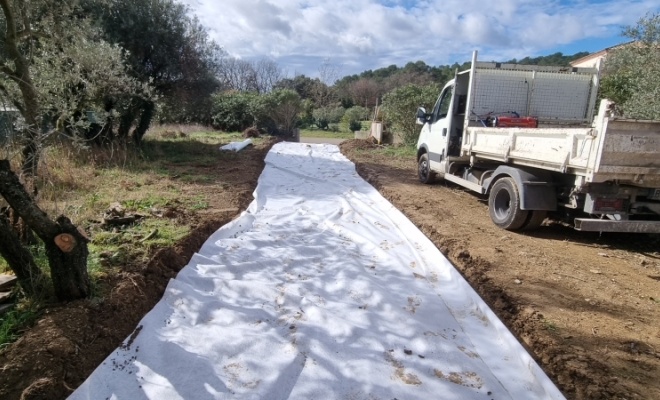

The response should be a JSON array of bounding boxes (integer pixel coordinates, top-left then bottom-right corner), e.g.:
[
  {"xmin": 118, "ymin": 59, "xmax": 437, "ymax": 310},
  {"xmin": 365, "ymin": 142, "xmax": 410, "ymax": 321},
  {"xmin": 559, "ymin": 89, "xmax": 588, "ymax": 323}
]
[
  {"xmin": 374, "ymin": 144, "xmax": 417, "ymax": 158},
  {"xmin": 542, "ymin": 319, "xmax": 558, "ymax": 331},
  {"xmin": 0, "ymin": 301, "xmax": 40, "ymax": 348}
]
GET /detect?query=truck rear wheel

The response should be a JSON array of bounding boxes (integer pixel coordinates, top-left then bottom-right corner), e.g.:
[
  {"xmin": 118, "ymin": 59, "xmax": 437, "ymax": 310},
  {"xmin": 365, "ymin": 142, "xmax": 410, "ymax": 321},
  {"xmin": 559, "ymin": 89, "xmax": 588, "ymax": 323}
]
[
  {"xmin": 488, "ymin": 177, "xmax": 529, "ymax": 230},
  {"xmin": 418, "ymin": 153, "xmax": 435, "ymax": 184},
  {"xmin": 521, "ymin": 210, "xmax": 547, "ymax": 231}
]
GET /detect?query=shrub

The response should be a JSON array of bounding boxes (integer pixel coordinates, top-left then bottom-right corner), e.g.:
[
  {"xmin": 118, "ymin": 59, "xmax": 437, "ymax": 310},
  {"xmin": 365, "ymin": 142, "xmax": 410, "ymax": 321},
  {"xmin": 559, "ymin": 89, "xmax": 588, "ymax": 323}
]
[
  {"xmin": 349, "ymin": 120, "xmax": 362, "ymax": 132},
  {"xmin": 263, "ymin": 88, "xmax": 301, "ymax": 136},
  {"xmin": 210, "ymin": 91, "xmax": 262, "ymax": 131},
  {"xmin": 381, "ymin": 83, "xmax": 439, "ymax": 145}
]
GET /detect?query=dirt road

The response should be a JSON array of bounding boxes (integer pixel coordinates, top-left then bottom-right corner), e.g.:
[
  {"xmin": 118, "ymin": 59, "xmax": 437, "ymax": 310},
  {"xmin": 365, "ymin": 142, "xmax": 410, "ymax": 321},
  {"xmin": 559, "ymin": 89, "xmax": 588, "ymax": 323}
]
[{"xmin": 340, "ymin": 139, "xmax": 660, "ymax": 400}]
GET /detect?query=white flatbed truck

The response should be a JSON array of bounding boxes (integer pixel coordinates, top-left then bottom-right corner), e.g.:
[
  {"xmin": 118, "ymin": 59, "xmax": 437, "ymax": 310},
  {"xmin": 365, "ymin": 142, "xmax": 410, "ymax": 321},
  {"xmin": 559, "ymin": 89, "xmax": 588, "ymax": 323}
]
[{"xmin": 416, "ymin": 51, "xmax": 660, "ymax": 232}]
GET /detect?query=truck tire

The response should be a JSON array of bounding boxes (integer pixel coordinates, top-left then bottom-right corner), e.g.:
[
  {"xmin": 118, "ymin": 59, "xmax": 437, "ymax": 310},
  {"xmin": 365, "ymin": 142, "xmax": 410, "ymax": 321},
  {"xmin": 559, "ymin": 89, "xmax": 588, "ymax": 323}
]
[
  {"xmin": 418, "ymin": 153, "xmax": 435, "ymax": 184},
  {"xmin": 488, "ymin": 177, "xmax": 529, "ymax": 230},
  {"xmin": 521, "ymin": 210, "xmax": 547, "ymax": 231}
]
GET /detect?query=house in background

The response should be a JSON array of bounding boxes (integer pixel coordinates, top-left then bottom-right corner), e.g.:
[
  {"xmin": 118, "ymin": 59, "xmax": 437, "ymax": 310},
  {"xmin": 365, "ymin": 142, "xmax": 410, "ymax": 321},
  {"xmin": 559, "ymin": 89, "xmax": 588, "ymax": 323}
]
[{"xmin": 570, "ymin": 41, "xmax": 635, "ymax": 69}]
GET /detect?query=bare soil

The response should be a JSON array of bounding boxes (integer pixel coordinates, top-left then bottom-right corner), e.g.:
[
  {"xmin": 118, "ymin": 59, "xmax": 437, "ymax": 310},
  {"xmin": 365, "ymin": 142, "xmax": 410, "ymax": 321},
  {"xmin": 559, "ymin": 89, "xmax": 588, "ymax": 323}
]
[
  {"xmin": 0, "ymin": 138, "xmax": 276, "ymax": 400},
  {"xmin": 340, "ymin": 139, "xmax": 660, "ymax": 400}
]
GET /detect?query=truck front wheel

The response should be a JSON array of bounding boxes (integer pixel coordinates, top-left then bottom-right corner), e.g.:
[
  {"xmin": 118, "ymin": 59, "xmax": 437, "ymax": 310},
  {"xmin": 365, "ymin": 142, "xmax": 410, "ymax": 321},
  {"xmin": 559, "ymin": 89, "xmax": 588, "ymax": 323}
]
[
  {"xmin": 418, "ymin": 153, "xmax": 435, "ymax": 184},
  {"xmin": 488, "ymin": 177, "xmax": 529, "ymax": 230}
]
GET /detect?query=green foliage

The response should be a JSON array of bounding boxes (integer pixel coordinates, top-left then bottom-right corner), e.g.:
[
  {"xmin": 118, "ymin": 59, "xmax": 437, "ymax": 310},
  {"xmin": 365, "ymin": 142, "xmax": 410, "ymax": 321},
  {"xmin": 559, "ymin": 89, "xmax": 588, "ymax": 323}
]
[
  {"xmin": 274, "ymin": 75, "xmax": 318, "ymax": 100},
  {"xmin": 83, "ymin": 0, "xmax": 223, "ymax": 125},
  {"xmin": 349, "ymin": 120, "xmax": 362, "ymax": 132},
  {"xmin": 263, "ymin": 88, "xmax": 302, "ymax": 135},
  {"xmin": 210, "ymin": 89, "xmax": 301, "ymax": 135},
  {"xmin": 210, "ymin": 91, "xmax": 263, "ymax": 132},
  {"xmin": 299, "ymin": 99, "xmax": 315, "ymax": 128},
  {"xmin": 599, "ymin": 74, "xmax": 634, "ymax": 106},
  {"xmin": 342, "ymin": 106, "xmax": 369, "ymax": 131},
  {"xmin": 343, "ymin": 106, "xmax": 370, "ymax": 123},
  {"xmin": 381, "ymin": 83, "xmax": 439, "ymax": 145},
  {"xmin": 0, "ymin": 0, "xmax": 148, "ymax": 143},
  {"xmin": 312, "ymin": 106, "xmax": 345, "ymax": 129},
  {"xmin": 603, "ymin": 13, "xmax": 660, "ymax": 119}
]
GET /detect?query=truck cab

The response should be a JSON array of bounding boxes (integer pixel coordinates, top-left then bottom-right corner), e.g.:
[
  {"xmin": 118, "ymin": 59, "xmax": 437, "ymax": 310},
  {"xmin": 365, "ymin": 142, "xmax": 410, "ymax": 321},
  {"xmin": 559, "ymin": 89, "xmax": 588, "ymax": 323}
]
[{"xmin": 416, "ymin": 74, "xmax": 470, "ymax": 183}]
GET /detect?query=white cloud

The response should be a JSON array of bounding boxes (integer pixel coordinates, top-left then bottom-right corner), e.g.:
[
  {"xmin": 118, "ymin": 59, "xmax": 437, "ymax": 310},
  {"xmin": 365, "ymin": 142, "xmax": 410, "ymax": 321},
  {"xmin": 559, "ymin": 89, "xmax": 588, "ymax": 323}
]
[{"xmin": 181, "ymin": 0, "xmax": 660, "ymax": 77}]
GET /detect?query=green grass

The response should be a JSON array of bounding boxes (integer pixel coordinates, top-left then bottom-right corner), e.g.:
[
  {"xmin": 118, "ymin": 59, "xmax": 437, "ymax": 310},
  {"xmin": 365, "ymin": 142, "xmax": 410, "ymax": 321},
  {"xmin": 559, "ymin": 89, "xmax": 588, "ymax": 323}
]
[
  {"xmin": 353, "ymin": 143, "xmax": 417, "ymax": 159},
  {"xmin": 0, "ymin": 302, "xmax": 40, "ymax": 348},
  {"xmin": 187, "ymin": 194, "xmax": 210, "ymax": 210},
  {"xmin": 1, "ymin": 124, "xmax": 270, "ymax": 347},
  {"xmin": 375, "ymin": 144, "xmax": 417, "ymax": 158},
  {"xmin": 300, "ymin": 120, "xmax": 372, "ymax": 139},
  {"xmin": 299, "ymin": 129, "xmax": 354, "ymax": 139}
]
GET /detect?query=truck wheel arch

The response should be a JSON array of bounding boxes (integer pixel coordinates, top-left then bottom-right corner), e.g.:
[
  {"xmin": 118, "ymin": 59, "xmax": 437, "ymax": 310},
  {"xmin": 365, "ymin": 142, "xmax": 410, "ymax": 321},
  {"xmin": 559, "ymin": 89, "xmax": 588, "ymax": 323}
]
[
  {"xmin": 483, "ymin": 166, "xmax": 557, "ymax": 211},
  {"xmin": 417, "ymin": 145, "xmax": 429, "ymax": 161}
]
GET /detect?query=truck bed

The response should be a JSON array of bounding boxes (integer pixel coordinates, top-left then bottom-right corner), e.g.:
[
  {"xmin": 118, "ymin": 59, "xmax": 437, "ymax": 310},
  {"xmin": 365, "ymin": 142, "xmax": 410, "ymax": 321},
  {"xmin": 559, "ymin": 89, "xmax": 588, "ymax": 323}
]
[{"xmin": 462, "ymin": 110, "xmax": 660, "ymax": 187}]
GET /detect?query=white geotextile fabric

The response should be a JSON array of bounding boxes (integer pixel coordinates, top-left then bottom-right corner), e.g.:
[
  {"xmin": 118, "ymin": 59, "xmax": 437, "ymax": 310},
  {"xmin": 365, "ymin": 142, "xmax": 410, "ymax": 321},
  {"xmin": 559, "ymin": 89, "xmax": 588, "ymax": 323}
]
[
  {"xmin": 220, "ymin": 139, "xmax": 252, "ymax": 152},
  {"xmin": 70, "ymin": 142, "xmax": 564, "ymax": 400}
]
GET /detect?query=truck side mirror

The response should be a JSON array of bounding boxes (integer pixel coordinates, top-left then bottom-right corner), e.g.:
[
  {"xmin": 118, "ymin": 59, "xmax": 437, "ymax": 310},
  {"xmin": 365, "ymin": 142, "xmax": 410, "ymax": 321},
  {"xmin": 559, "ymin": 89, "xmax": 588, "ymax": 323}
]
[{"xmin": 416, "ymin": 107, "xmax": 427, "ymax": 125}]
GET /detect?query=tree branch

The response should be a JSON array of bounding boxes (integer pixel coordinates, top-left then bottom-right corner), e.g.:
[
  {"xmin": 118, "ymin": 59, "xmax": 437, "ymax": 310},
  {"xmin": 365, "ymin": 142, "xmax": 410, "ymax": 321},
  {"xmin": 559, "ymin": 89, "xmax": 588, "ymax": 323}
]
[
  {"xmin": 0, "ymin": 160, "xmax": 60, "ymax": 240},
  {"xmin": 15, "ymin": 30, "xmax": 51, "ymax": 40},
  {"xmin": 0, "ymin": 0, "xmax": 18, "ymax": 41}
]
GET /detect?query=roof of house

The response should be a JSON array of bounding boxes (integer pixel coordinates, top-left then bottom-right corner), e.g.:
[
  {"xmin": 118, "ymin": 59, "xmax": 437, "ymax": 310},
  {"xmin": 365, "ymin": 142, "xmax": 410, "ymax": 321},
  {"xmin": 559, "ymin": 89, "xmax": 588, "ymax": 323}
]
[{"xmin": 569, "ymin": 41, "xmax": 636, "ymax": 66}]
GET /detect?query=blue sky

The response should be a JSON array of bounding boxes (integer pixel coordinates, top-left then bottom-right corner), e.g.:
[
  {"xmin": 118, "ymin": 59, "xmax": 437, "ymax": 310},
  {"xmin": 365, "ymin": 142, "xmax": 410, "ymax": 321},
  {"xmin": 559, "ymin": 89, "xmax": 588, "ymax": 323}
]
[{"xmin": 181, "ymin": 0, "xmax": 660, "ymax": 78}]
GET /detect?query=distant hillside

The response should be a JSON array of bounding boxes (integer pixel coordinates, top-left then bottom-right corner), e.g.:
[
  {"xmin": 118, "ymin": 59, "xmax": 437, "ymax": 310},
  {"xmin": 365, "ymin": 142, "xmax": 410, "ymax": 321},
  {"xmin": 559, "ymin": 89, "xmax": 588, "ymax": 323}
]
[
  {"xmin": 336, "ymin": 51, "xmax": 590, "ymax": 87},
  {"xmin": 502, "ymin": 51, "xmax": 590, "ymax": 66}
]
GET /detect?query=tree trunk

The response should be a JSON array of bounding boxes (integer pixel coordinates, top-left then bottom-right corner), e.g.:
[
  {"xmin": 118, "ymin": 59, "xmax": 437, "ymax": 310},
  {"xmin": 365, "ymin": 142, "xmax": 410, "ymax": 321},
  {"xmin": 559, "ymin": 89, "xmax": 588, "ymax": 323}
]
[
  {"xmin": 0, "ymin": 216, "xmax": 46, "ymax": 296},
  {"xmin": 118, "ymin": 100, "xmax": 139, "ymax": 143},
  {"xmin": 13, "ymin": 50, "xmax": 41, "ymax": 176},
  {"xmin": 133, "ymin": 100, "xmax": 154, "ymax": 145},
  {"xmin": 47, "ymin": 215, "xmax": 90, "ymax": 300},
  {"xmin": 99, "ymin": 99, "xmax": 116, "ymax": 146},
  {"xmin": 0, "ymin": 160, "xmax": 90, "ymax": 301},
  {"xmin": 0, "ymin": 0, "xmax": 43, "ymax": 176}
]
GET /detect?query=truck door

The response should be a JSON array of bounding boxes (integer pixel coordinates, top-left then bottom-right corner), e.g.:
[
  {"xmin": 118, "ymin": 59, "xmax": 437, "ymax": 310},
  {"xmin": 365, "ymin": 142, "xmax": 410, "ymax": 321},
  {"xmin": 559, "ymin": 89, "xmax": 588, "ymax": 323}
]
[{"xmin": 427, "ymin": 85, "xmax": 455, "ymax": 170}]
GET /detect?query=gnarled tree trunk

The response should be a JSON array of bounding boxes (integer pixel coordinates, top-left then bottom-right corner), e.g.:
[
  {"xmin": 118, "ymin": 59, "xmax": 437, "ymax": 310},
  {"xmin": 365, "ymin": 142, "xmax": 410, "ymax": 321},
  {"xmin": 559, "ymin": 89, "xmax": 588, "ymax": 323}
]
[
  {"xmin": 133, "ymin": 99, "xmax": 154, "ymax": 145},
  {"xmin": 0, "ymin": 160, "xmax": 90, "ymax": 301},
  {"xmin": 0, "ymin": 215, "xmax": 46, "ymax": 296}
]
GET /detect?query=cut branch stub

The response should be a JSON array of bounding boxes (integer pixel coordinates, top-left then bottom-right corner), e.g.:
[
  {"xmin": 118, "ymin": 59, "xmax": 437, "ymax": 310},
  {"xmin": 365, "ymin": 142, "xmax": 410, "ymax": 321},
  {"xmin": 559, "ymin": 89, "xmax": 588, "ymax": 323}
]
[{"xmin": 54, "ymin": 233, "xmax": 76, "ymax": 252}]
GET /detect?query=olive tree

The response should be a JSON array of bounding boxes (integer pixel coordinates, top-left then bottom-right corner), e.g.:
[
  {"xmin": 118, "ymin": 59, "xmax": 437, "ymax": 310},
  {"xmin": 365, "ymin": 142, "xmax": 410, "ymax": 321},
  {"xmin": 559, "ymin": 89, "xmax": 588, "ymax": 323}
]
[
  {"xmin": 0, "ymin": 0, "xmax": 143, "ymax": 301},
  {"xmin": 381, "ymin": 83, "xmax": 439, "ymax": 145},
  {"xmin": 603, "ymin": 13, "xmax": 660, "ymax": 119},
  {"xmin": 264, "ymin": 88, "xmax": 301, "ymax": 136},
  {"xmin": 83, "ymin": 0, "xmax": 224, "ymax": 130}
]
